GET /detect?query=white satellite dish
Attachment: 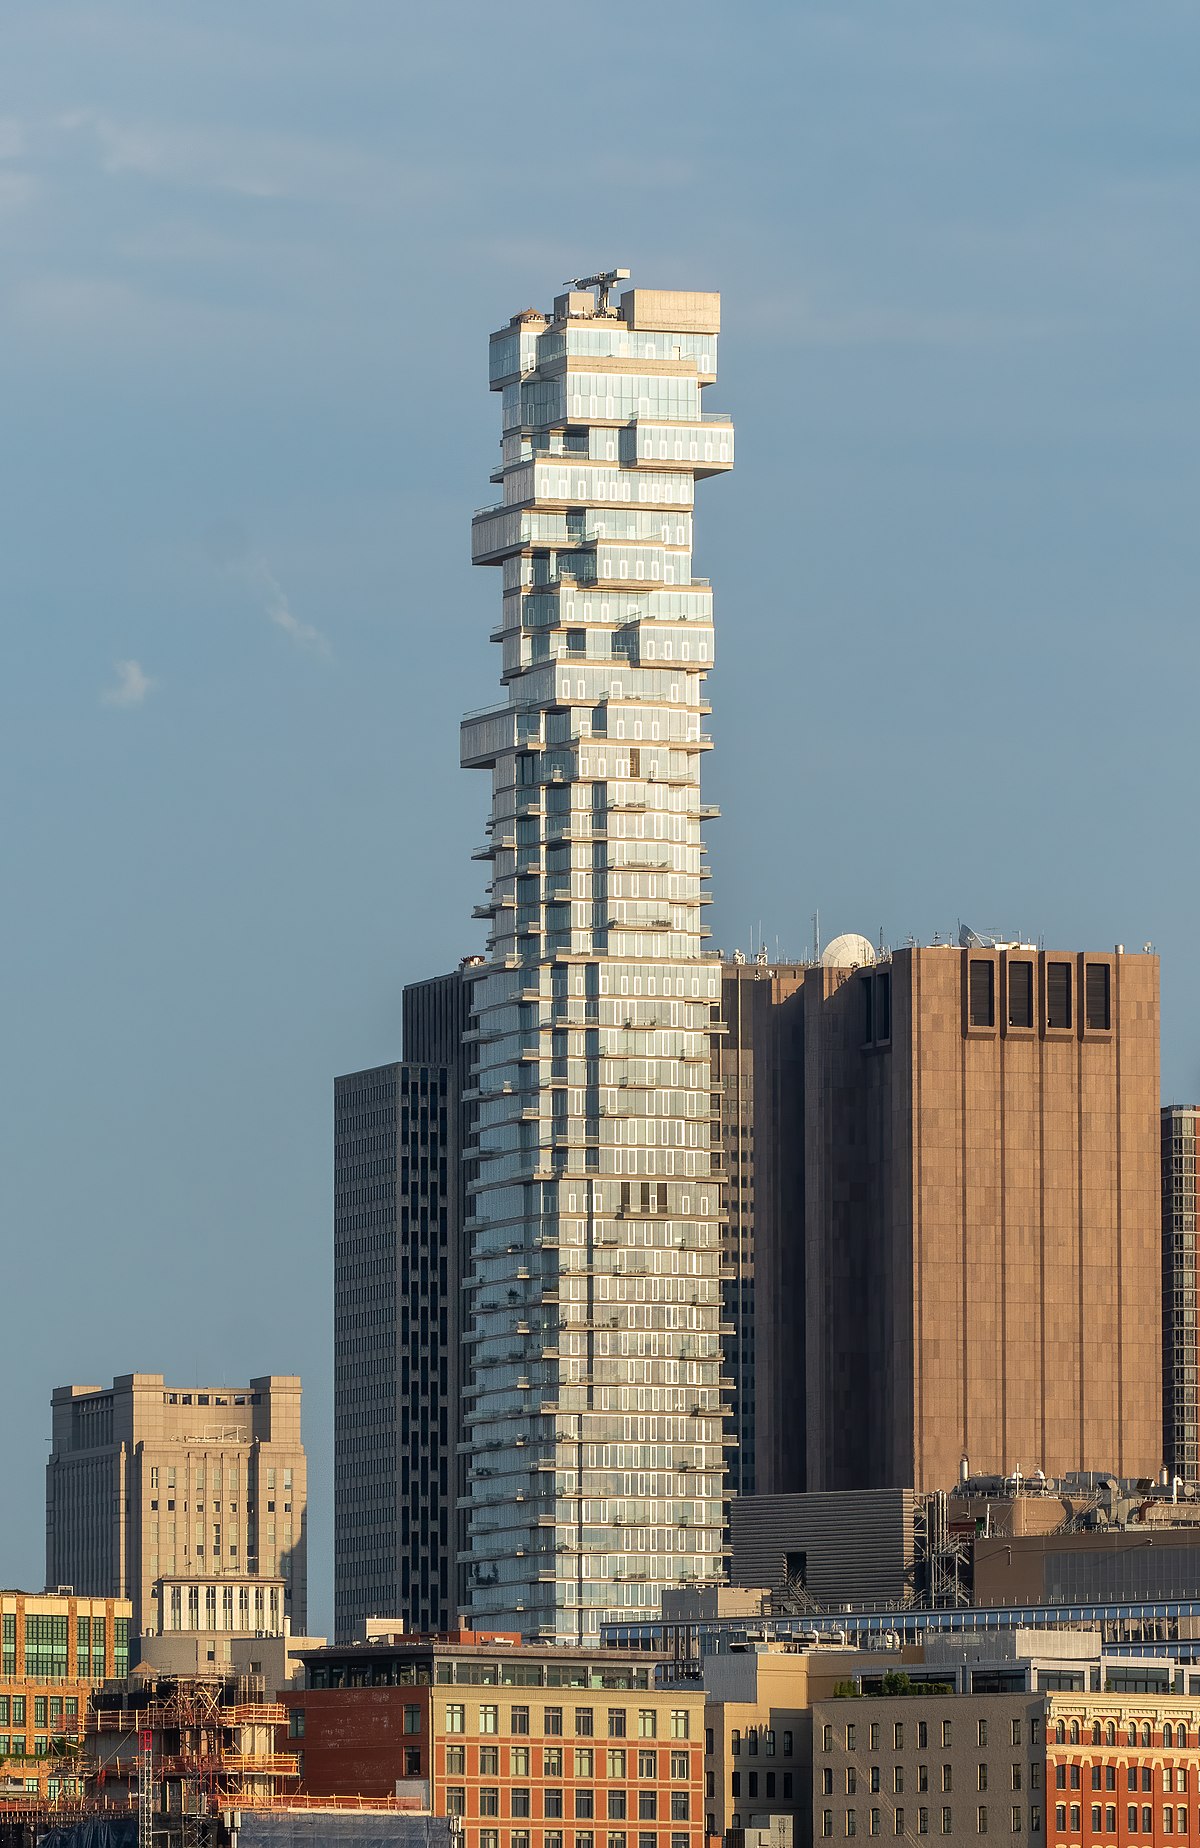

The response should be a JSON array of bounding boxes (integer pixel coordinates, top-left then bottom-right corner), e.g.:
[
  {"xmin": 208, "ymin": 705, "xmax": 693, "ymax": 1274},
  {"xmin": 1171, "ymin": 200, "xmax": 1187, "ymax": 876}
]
[{"xmin": 821, "ymin": 932, "xmax": 877, "ymax": 969}]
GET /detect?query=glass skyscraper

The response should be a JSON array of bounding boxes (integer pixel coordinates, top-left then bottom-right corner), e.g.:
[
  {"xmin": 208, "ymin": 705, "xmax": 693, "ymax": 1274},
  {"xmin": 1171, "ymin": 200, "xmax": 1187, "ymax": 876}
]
[{"xmin": 459, "ymin": 275, "xmax": 734, "ymax": 1640}]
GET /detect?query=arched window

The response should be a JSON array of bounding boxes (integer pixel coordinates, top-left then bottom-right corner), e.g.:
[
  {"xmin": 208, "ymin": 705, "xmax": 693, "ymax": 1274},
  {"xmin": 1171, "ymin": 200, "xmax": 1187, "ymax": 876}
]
[
  {"xmin": 1141, "ymin": 1723, "xmax": 1151, "ymax": 1748},
  {"xmin": 1106, "ymin": 1723, "xmax": 1116, "ymax": 1747},
  {"xmin": 1056, "ymin": 1721, "xmax": 1066, "ymax": 1745},
  {"xmin": 1128, "ymin": 1724, "xmax": 1137, "ymax": 1747},
  {"xmin": 1092, "ymin": 1722, "xmax": 1101, "ymax": 1746},
  {"xmin": 1070, "ymin": 1721, "xmax": 1080, "ymax": 1745},
  {"xmin": 1164, "ymin": 1723, "xmax": 1174, "ymax": 1747}
]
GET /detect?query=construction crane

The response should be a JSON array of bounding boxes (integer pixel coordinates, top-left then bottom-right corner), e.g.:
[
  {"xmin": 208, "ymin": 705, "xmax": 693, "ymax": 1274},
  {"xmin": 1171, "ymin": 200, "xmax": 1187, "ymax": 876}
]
[{"xmin": 563, "ymin": 267, "xmax": 630, "ymax": 314}]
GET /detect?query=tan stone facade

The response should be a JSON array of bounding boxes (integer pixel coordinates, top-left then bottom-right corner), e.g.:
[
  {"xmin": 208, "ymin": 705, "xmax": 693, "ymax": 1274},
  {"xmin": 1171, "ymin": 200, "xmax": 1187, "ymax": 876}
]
[
  {"xmin": 804, "ymin": 945, "xmax": 1161, "ymax": 1493},
  {"xmin": 46, "ymin": 1372, "xmax": 307, "ymax": 1637}
]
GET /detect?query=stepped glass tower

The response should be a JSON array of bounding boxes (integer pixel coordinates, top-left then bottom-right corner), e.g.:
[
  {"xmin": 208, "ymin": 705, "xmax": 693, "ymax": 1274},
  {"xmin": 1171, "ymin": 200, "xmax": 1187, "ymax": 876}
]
[{"xmin": 460, "ymin": 274, "xmax": 734, "ymax": 1641}]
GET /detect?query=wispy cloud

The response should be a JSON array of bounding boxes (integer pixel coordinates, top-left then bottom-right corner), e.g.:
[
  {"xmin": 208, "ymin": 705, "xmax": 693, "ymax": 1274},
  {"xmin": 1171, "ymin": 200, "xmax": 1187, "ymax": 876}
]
[
  {"xmin": 248, "ymin": 554, "xmax": 329, "ymax": 654},
  {"xmin": 205, "ymin": 522, "xmax": 330, "ymax": 655},
  {"xmin": 101, "ymin": 659, "xmax": 156, "ymax": 708}
]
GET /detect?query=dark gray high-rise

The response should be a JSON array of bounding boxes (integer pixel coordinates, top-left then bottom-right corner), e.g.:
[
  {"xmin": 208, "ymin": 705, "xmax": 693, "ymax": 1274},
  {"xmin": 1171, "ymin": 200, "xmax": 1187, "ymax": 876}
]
[{"xmin": 333, "ymin": 968, "xmax": 473, "ymax": 1642}]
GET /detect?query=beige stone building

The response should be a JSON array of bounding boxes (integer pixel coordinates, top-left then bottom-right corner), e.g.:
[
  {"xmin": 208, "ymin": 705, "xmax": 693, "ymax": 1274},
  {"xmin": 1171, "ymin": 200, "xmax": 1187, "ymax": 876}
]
[
  {"xmin": 804, "ymin": 943, "xmax": 1161, "ymax": 1493},
  {"xmin": 46, "ymin": 1372, "xmax": 306, "ymax": 1638}
]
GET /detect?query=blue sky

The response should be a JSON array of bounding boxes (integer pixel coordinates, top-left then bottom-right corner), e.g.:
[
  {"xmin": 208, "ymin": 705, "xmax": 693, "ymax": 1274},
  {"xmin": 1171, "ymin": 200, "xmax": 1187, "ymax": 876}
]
[{"xmin": 2, "ymin": 1, "xmax": 1198, "ymax": 1633}]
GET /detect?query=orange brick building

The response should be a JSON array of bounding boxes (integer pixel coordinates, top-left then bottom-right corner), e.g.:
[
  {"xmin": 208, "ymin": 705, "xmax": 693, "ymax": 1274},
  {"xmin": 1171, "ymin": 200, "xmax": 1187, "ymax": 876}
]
[
  {"xmin": 0, "ymin": 1589, "xmax": 132, "ymax": 1800},
  {"xmin": 281, "ymin": 1632, "xmax": 704, "ymax": 1848},
  {"xmin": 1046, "ymin": 1695, "xmax": 1200, "ymax": 1847}
]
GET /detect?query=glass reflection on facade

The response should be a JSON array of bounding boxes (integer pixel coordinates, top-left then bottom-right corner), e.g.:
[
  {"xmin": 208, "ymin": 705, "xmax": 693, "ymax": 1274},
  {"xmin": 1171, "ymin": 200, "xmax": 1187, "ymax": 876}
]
[{"xmin": 460, "ymin": 276, "xmax": 734, "ymax": 1641}]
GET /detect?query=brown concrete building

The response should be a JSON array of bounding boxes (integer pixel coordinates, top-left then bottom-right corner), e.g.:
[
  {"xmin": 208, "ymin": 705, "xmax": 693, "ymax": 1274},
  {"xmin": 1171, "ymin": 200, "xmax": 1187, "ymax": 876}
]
[
  {"xmin": 282, "ymin": 1631, "xmax": 704, "ymax": 1848},
  {"xmin": 812, "ymin": 1688, "xmax": 1046, "ymax": 1843},
  {"xmin": 1163, "ymin": 1106, "xmax": 1200, "ymax": 1483},
  {"xmin": 714, "ymin": 959, "xmax": 807, "ymax": 1498},
  {"xmin": 804, "ymin": 943, "xmax": 1162, "ymax": 1494},
  {"xmin": 46, "ymin": 1373, "xmax": 307, "ymax": 1638}
]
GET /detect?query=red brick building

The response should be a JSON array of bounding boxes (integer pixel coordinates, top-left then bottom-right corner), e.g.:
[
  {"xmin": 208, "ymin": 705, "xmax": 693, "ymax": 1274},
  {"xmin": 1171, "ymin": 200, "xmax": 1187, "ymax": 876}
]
[
  {"xmin": 281, "ymin": 1632, "xmax": 705, "ymax": 1848},
  {"xmin": 1046, "ymin": 1696, "xmax": 1200, "ymax": 1846}
]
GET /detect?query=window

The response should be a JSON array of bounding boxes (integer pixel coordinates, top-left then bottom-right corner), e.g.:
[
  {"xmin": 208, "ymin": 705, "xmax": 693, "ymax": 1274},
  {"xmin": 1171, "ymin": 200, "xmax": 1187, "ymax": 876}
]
[
  {"xmin": 545, "ymin": 1748, "xmax": 564, "ymax": 1777},
  {"xmin": 404, "ymin": 1748, "xmax": 420, "ymax": 1777},
  {"xmin": 546, "ymin": 1792, "xmax": 564, "ymax": 1819},
  {"xmin": 669, "ymin": 1795, "xmax": 689, "ymax": 1823},
  {"xmin": 1011, "ymin": 1808, "xmax": 1021, "ymax": 1834},
  {"xmin": 639, "ymin": 1711, "xmax": 657, "ymax": 1740},
  {"xmin": 1145, "ymin": 1808, "xmax": 1154, "ymax": 1833},
  {"xmin": 1046, "ymin": 961, "xmax": 1072, "ymax": 1030},
  {"xmin": 824, "ymin": 1727, "xmax": 833, "ymax": 1753},
  {"xmin": 577, "ymin": 1709, "xmax": 595, "ymax": 1737},
  {"xmin": 670, "ymin": 1752, "xmax": 689, "ymax": 1780},
  {"xmin": 977, "ymin": 1720, "xmax": 988, "ymax": 1748},
  {"xmin": 847, "ymin": 1812, "xmax": 857, "ymax": 1838},
  {"xmin": 480, "ymin": 1790, "xmax": 500, "ymax": 1817},
  {"xmin": 1069, "ymin": 1767, "xmax": 1080, "ymax": 1792},
  {"xmin": 403, "ymin": 1705, "xmax": 421, "ymax": 1735},
  {"xmin": 969, "ymin": 960, "xmax": 995, "ymax": 1028},
  {"xmin": 1085, "ymin": 963, "xmax": 1111, "ymax": 1030},
  {"xmin": 638, "ymin": 1794, "xmax": 657, "ymax": 1821},
  {"xmin": 870, "ymin": 1725, "xmax": 880, "ymax": 1752},
  {"xmin": 512, "ymin": 1791, "xmax": 531, "ymax": 1818},
  {"xmin": 609, "ymin": 1711, "xmax": 627, "ymax": 1739},
  {"xmin": 784, "ymin": 1731, "xmax": 794, "ymax": 1757},
  {"xmin": 1069, "ymin": 1807, "xmax": 1079, "ymax": 1833},
  {"xmin": 919, "ymin": 1768, "xmax": 930, "ymax": 1793},
  {"xmin": 608, "ymin": 1751, "xmax": 627, "ymax": 1780},
  {"xmin": 479, "ymin": 1706, "xmax": 498, "ymax": 1734},
  {"xmin": 480, "ymin": 1748, "xmax": 499, "ymax": 1776},
  {"xmin": 1007, "ymin": 961, "xmax": 1034, "ymax": 1028},
  {"xmin": 1091, "ymin": 1806, "xmax": 1101, "ymax": 1831},
  {"xmin": 576, "ymin": 1792, "xmax": 595, "ymax": 1819},
  {"xmin": 446, "ymin": 1789, "xmax": 465, "ymax": 1817},
  {"xmin": 848, "ymin": 1726, "xmax": 857, "ymax": 1752},
  {"xmin": 512, "ymin": 1706, "xmax": 530, "ymax": 1735},
  {"xmin": 870, "ymin": 1811, "xmax": 881, "ymax": 1837},
  {"xmin": 639, "ymin": 1752, "xmax": 657, "ymax": 1779},
  {"xmin": 1055, "ymin": 1807, "xmax": 1066, "ymax": 1833},
  {"xmin": 447, "ymin": 1705, "xmax": 465, "ymax": 1734},
  {"xmin": 918, "ymin": 1724, "xmax": 928, "ymax": 1750},
  {"xmin": 895, "ymin": 1813, "xmax": 905, "ymax": 1838},
  {"xmin": 978, "ymin": 1766, "xmax": 988, "ymax": 1792},
  {"xmin": 822, "ymin": 1816, "xmax": 834, "ymax": 1840},
  {"xmin": 546, "ymin": 1709, "xmax": 564, "ymax": 1737},
  {"xmin": 446, "ymin": 1746, "xmax": 465, "ymax": 1776},
  {"xmin": 978, "ymin": 1807, "xmax": 988, "ymax": 1835},
  {"xmin": 512, "ymin": 1833, "xmax": 530, "ymax": 1848},
  {"xmin": 941, "ymin": 1809, "xmax": 952, "ymax": 1836},
  {"xmin": 918, "ymin": 1811, "xmax": 929, "ymax": 1836},
  {"xmin": 942, "ymin": 1723, "xmax": 952, "ymax": 1749},
  {"xmin": 824, "ymin": 1772, "xmax": 835, "ymax": 1797},
  {"xmin": 1010, "ymin": 1720, "xmax": 1022, "ymax": 1748},
  {"xmin": 731, "ymin": 1730, "xmax": 741, "ymax": 1757},
  {"xmin": 670, "ymin": 1712, "xmax": 689, "ymax": 1740},
  {"xmin": 512, "ymin": 1748, "xmax": 530, "ymax": 1777},
  {"xmin": 942, "ymin": 1767, "xmax": 952, "ymax": 1794},
  {"xmin": 848, "ymin": 1770, "xmax": 858, "ymax": 1796},
  {"xmin": 288, "ymin": 1710, "xmax": 305, "ymax": 1739},
  {"xmin": 576, "ymin": 1751, "xmax": 594, "ymax": 1779},
  {"xmin": 895, "ymin": 1769, "xmax": 905, "ymax": 1796},
  {"xmin": 1106, "ymin": 1807, "xmax": 1116, "ymax": 1832}
]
